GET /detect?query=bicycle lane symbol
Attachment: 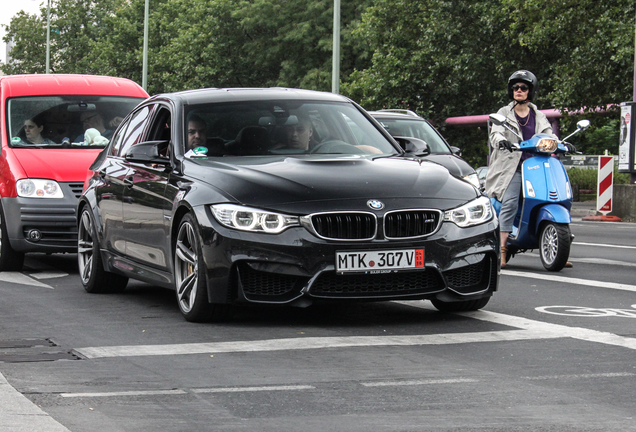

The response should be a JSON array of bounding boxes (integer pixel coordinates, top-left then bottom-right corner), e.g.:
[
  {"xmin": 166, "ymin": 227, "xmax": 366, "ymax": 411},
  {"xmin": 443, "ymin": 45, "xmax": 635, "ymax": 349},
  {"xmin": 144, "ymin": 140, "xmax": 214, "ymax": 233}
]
[{"xmin": 536, "ymin": 305, "xmax": 636, "ymax": 318}]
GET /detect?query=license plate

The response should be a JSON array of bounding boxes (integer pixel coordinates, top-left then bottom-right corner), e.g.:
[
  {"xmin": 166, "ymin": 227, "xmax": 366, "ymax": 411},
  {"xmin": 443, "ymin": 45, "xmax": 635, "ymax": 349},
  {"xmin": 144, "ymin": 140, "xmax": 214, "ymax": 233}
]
[{"xmin": 336, "ymin": 249, "xmax": 424, "ymax": 274}]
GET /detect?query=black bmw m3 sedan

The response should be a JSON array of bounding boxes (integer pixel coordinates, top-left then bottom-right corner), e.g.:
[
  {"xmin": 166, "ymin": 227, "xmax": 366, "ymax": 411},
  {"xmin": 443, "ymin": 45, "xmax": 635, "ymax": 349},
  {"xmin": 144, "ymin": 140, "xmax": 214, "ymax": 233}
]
[{"xmin": 77, "ymin": 87, "xmax": 499, "ymax": 322}]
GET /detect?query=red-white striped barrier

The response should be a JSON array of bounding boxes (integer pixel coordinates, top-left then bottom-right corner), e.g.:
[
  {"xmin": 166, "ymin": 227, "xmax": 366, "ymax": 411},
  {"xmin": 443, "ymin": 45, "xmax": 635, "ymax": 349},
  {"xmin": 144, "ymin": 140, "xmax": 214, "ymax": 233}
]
[{"xmin": 597, "ymin": 155, "xmax": 613, "ymax": 214}]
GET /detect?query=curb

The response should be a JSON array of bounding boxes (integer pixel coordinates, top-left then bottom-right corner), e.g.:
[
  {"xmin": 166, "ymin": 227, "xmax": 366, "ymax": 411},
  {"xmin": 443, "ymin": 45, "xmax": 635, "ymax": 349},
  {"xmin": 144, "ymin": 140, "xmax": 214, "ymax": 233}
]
[{"xmin": 582, "ymin": 215, "xmax": 623, "ymax": 222}]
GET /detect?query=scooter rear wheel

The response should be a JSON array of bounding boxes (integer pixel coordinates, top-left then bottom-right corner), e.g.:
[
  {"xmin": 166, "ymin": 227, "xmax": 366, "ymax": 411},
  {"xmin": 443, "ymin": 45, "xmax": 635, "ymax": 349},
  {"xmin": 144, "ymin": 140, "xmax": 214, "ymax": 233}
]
[{"xmin": 539, "ymin": 222, "xmax": 571, "ymax": 271}]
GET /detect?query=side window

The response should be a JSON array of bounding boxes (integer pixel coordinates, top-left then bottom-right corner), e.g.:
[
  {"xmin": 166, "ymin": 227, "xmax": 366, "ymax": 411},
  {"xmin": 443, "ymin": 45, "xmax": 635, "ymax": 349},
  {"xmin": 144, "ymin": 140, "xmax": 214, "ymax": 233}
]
[
  {"xmin": 109, "ymin": 118, "xmax": 130, "ymax": 156},
  {"xmin": 147, "ymin": 107, "xmax": 172, "ymax": 142},
  {"xmin": 118, "ymin": 106, "xmax": 151, "ymax": 157},
  {"xmin": 147, "ymin": 106, "xmax": 172, "ymax": 157}
]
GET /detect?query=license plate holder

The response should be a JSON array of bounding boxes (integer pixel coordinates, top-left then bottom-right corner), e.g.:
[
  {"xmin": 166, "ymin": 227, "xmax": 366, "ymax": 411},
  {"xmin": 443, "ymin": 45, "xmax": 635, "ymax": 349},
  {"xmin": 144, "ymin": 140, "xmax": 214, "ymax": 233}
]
[{"xmin": 336, "ymin": 249, "xmax": 424, "ymax": 274}]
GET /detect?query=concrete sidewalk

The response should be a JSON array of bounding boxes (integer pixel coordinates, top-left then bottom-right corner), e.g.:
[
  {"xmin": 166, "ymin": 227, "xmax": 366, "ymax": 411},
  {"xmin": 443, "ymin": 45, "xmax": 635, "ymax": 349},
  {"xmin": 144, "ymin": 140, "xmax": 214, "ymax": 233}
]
[{"xmin": 0, "ymin": 372, "xmax": 70, "ymax": 431}]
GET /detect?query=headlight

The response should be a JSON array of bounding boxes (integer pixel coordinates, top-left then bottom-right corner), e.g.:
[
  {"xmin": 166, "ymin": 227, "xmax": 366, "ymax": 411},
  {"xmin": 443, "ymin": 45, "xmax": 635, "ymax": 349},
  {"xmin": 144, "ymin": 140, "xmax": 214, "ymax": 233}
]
[
  {"xmin": 211, "ymin": 204, "xmax": 300, "ymax": 233},
  {"xmin": 16, "ymin": 179, "xmax": 64, "ymax": 198},
  {"xmin": 536, "ymin": 138, "xmax": 557, "ymax": 153},
  {"xmin": 463, "ymin": 173, "xmax": 480, "ymax": 189},
  {"xmin": 444, "ymin": 196, "xmax": 493, "ymax": 227}
]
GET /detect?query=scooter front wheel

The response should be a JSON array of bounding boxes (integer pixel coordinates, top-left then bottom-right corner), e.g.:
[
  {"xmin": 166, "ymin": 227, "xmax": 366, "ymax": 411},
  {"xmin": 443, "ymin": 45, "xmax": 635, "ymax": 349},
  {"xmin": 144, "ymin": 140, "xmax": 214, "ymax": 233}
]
[{"xmin": 539, "ymin": 222, "xmax": 571, "ymax": 271}]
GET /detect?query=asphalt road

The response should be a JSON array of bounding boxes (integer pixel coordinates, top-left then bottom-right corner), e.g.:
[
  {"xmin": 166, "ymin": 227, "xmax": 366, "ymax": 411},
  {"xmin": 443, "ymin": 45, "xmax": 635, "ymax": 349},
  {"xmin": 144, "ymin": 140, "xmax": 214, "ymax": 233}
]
[{"xmin": 1, "ymin": 210, "xmax": 635, "ymax": 432}]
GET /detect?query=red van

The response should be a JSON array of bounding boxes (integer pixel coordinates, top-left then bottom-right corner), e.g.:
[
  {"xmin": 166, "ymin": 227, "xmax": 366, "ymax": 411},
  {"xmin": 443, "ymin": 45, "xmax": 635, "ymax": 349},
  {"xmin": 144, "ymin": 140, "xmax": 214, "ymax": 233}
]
[{"xmin": 0, "ymin": 74, "xmax": 148, "ymax": 271}]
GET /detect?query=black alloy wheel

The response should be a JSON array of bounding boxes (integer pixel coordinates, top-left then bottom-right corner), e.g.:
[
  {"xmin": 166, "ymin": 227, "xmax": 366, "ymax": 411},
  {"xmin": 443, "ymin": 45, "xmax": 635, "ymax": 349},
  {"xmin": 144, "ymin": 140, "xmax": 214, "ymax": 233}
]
[
  {"xmin": 174, "ymin": 213, "xmax": 232, "ymax": 322},
  {"xmin": 77, "ymin": 206, "xmax": 128, "ymax": 293}
]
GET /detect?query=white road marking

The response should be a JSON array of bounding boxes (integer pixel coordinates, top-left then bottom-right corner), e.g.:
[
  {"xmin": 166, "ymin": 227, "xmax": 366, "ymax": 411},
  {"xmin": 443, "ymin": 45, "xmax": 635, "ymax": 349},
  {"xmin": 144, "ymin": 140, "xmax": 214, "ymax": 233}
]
[
  {"xmin": 455, "ymin": 309, "xmax": 636, "ymax": 351},
  {"xmin": 59, "ymin": 385, "xmax": 315, "ymax": 398},
  {"xmin": 29, "ymin": 271, "xmax": 68, "ymax": 280},
  {"xmin": 502, "ymin": 270, "xmax": 636, "ymax": 292},
  {"xmin": 73, "ymin": 329, "xmax": 563, "ymax": 359},
  {"xmin": 192, "ymin": 385, "xmax": 314, "ymax": 393},
  {"xmin": 361, "ymin": 378, "xmax": 477, "ymax": 387},
  {"xmin": 520, "ymin": 372, "xmax": 636, "ymax": 381},
  {"xmin": 75, "ymin": 298, "xmax": 636, "ymax": 359},
  {"xmin": 574, "ymin": 242, "xmax": 636, "ymax": 249},
  {"xmin": 0, "ymin": 272, "xmax": 53, "ymax": 289},
  {"xmin": 570, "ymin": 258, "xmax": 636, "ymax": 268},
  {"xmin": 60, "ymin": 389, "xmax": 186, "ymax": 398}
]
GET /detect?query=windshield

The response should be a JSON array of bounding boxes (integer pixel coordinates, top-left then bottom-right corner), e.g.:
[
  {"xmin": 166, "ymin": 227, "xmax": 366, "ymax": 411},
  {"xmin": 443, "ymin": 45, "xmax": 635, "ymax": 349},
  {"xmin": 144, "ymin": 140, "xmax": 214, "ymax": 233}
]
[
  {"xmin": 183, "ymin": 100, "xmax": 398, "ymax": 156},
  {"xmin": 375, "ymin": 118, "xmax": 452, "ymax": 154},
  {"xmin": 7, "ymin": 96, "xmax": 144, "ymax": 148}
]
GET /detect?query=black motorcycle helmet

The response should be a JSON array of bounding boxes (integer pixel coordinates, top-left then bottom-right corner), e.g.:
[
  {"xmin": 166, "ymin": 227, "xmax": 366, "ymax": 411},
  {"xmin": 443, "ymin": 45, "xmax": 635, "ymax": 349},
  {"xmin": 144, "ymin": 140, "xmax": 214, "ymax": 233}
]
[{"xmin": 507, "ymin": 70, "xmax": 538, "ymax": 101}]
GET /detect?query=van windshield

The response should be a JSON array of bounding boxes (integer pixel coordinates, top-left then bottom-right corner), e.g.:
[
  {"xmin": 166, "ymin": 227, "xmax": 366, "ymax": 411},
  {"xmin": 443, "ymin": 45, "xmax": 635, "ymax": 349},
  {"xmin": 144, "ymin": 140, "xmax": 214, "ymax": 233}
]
[{"xmin": 7, "ymin": 96, "xmax": 144, "ymax": 148}]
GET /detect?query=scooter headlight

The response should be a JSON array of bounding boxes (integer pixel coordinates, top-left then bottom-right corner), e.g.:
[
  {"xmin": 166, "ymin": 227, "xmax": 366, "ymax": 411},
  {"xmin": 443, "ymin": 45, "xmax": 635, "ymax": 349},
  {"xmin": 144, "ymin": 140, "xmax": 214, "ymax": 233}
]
[
  {"xmin": 536, "ymin": 138, "xmax": 557, "ymax": 154},
  {"xmin": 444, "ymin": 196, "xmax": 493, "ymax": 227}
]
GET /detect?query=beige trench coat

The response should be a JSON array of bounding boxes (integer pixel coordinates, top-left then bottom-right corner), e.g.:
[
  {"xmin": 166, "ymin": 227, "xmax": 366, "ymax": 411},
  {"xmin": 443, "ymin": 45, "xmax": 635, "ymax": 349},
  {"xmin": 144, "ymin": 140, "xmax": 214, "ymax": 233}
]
[{"xmin": 485, "ymin": 102, "xmax": 554, "ymax": 200}]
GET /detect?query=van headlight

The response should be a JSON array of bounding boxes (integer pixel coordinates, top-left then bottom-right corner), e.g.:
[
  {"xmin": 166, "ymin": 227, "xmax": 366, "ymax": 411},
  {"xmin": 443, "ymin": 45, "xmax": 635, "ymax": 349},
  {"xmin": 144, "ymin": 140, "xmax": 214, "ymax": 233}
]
[
  {"xmin": 211, "ymin": 204, "xmax": 300, "ymax": 233},
  {"xmin": 16, "ymin": 179, "xmax": 64, "ymax": 198},
  {"xmin": 444, "ymin": 196, "xmax": 493, "ymax": 227}
]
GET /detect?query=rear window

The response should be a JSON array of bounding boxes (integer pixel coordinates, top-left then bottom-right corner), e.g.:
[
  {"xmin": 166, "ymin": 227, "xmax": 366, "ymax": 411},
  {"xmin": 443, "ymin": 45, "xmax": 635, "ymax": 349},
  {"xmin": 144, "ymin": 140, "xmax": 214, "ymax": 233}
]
[
  {"xmin": 6, "ymin": 96, "xmax": 144, "ymax": 148},
  {"xmin": 376, "ymin": 118, "xmax": 452, "ymax": 154}
]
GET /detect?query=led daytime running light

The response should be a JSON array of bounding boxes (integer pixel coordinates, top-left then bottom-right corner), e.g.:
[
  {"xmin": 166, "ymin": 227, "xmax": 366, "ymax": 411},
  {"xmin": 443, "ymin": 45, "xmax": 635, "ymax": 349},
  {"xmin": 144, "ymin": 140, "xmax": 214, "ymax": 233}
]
[
  {"xmin": 443, "ymin": 196, "xmax": 493, "ymax": 227},
  {"xmin": 212, "ymin": 204, "xmax": 299, "ymax": 234}
]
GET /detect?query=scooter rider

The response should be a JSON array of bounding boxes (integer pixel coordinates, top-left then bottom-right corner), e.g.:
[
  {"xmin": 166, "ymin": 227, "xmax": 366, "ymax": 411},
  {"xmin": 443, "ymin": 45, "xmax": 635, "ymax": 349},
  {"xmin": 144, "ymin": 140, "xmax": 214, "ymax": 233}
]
[{"xmin": 485, "ymin": 70, "xmax": 556, "ymax": 268}]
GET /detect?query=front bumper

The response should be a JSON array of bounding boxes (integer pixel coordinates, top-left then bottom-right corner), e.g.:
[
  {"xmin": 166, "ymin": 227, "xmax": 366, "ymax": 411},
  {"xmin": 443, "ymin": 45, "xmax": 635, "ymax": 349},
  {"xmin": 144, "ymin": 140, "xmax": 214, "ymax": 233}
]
[
  {"xmin": 1, "ymin": 182, "xmax": 84, "ymax": 253},
  {"xmin": 194, "ymin": 206, "xmax": 499, "ymax": 306}
]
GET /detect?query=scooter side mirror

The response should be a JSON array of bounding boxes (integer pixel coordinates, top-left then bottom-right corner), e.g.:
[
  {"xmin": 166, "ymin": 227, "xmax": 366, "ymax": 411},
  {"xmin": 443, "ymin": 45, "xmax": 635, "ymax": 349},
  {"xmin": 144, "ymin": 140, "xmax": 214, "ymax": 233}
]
[
  {"xmin": 577, "ymin": 119, "xmax": 591, "ymax": 131},
  {"xmin": 489, "ymin": 113, "xmax": 507, "ymax": 126}
]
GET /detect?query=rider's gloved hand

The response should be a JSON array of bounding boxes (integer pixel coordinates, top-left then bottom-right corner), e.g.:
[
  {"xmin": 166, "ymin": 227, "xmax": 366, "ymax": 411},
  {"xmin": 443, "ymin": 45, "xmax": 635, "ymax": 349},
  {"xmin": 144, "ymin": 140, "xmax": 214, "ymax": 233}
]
[
  {"xmin": 498, "ymin": 139, "xmax": 514, "ymax": 152},
  {"xmin": 563, "ymin": 142, "xmax": 577, "ymax": 153}
]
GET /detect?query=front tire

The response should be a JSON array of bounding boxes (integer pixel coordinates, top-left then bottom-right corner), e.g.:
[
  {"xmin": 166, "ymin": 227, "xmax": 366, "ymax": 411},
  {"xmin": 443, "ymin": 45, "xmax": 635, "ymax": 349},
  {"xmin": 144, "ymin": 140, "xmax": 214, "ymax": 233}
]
[
  {"xmin": 539, "ymin": 222, "xmax": 571, "ymax": 272},
  {"xmin": 431, "ymin": 297, "xmax": 490, "ymax": 312},
  {"xmin": 77, "ymin": 207, "xmax": 128, "ymax": 293},
  {"xmin": 174, "ymin": 213, "xmax": 233, "ymax": 322},
  {"xmin": 0, "ymin": 206, "xmax": 25, "ymax": 271}
]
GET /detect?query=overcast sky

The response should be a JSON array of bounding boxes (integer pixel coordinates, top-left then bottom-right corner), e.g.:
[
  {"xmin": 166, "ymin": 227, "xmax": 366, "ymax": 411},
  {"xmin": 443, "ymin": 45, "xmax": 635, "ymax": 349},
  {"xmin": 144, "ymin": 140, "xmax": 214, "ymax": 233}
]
[{"xmin": 1, "ymin": 0, "xmax": 44, "ymax": 65}]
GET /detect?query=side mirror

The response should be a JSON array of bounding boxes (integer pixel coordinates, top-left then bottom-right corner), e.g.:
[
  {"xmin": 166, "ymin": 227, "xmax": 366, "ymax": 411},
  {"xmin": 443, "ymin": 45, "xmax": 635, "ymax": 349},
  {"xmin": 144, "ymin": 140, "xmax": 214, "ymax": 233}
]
[
  {"xmin": 488, "ymin": 113, "xmax": 507, "ymax": 126},
  {"xmin": 125, "ymin": 140, "xmax": 171, "ymax": 165},
  {"xmin": 577, "ymin": 119, "xmax": 591, "ymax": 131},
  {"xmin": 450, "ymin": 146, "xmax": 462, "ymax": 156},
  {"xmin": 394, "ymin": 136, "xmax": 430, "ymax": 156}
]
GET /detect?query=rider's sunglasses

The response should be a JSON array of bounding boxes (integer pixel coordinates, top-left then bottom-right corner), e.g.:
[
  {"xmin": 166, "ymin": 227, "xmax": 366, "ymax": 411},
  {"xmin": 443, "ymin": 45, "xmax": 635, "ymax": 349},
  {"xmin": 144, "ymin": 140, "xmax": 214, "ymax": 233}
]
[{"xmin": 512, "ymin": 84, "xmax": 529, "ymax": 92}]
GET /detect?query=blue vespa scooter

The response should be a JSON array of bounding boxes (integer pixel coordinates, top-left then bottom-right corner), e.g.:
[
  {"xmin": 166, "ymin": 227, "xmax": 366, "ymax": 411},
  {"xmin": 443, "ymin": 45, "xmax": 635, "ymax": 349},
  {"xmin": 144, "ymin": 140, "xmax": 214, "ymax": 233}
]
[{"xmin": 488, "ymin": 113, "xmax": 590, "ymax": 271}]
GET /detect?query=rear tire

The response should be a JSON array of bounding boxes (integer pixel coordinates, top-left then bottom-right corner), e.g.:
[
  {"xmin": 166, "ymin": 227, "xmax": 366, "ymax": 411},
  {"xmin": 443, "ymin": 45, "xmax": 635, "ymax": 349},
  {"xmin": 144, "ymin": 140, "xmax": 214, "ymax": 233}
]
[
  {"xmin": 431, "ymin": 296, "xmax": 490, "ymax": 312},
  {"xmin": 77, "ymin": 207, "xmax": 128, "ymax": 293},
  {"xmin": 174, "ymin": 213, "xmax": 233, "ymax": 322},
  {"xmin": 539, "ymin": 222, "xmax": 571, "ymax": 272},
  {"xmin": 0, "ymin": 206, "xmax": 25, "ymax": 271}
]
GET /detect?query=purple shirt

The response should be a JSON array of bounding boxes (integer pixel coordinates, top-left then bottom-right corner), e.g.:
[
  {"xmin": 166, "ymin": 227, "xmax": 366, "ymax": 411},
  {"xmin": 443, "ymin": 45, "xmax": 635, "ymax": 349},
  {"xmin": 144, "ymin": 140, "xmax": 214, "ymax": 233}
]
[{"xmin": 516, "ymin": 109, "xmax": 536, "ymax": 164}]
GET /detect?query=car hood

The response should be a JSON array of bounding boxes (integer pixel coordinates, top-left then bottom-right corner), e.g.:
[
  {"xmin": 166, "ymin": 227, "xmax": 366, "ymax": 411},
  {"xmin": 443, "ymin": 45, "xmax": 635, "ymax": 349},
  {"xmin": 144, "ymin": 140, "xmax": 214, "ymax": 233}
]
[
  {"xmin": 185, "ymin": 155, "xmax": 478, "ymax": 212},
  {"xmin": 11, "ymin": 148, "xmax": 101, "ymax": 182}
]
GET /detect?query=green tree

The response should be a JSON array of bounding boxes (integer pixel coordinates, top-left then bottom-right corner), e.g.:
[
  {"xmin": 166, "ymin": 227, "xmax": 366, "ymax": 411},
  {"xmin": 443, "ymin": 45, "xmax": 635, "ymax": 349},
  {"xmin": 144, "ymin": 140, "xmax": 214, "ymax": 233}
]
[
  {"xmin": 504, "ymin": 0, "xmax": 635, "ymax": 112},
  {"xmin": 2, "ymin": 0, "xmax": 122, "ymax": 75},
  {"xmin": 343, "ymin": 0, "xmax": 528, "ymax": 167},
  {"xmin": 2, "ymin": 11, "xmax": 48, "ymax": 74}
]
